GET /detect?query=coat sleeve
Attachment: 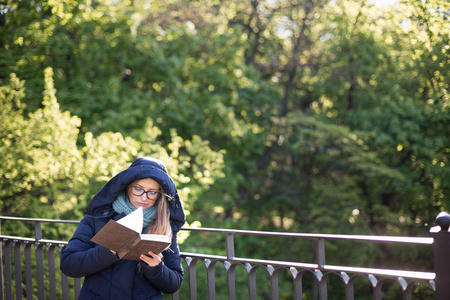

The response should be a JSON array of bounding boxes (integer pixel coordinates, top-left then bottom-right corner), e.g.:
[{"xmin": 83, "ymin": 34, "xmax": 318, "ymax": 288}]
[
  {"xmin": 60, "ymin": 216, "xmax": 119, "ymax": 278},
  {"xmin": 141, "ymin": 233, "xmax": 184, "ymax": 294}
]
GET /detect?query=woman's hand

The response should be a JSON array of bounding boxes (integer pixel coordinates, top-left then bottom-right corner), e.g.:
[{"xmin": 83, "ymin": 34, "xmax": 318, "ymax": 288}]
[{"xmin": 140, "ymin": 251, "xmax": 163, "ymax": 267}]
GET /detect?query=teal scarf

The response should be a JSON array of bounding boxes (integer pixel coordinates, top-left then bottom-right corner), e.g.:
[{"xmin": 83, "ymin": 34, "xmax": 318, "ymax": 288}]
[{"xmin": 112, "ymin": 192, "xmax": 157, "ymax": 228}]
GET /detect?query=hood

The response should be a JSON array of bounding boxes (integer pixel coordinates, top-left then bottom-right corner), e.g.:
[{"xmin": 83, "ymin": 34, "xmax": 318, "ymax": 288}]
[{"xmin": 84, "ymin": 157, "xmax": 185, "ymax": 232}]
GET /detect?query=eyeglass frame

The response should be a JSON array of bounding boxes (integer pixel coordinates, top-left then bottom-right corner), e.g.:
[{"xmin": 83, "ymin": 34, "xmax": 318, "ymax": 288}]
[{"xmin": 130, "ymin": 185, "xmax": 174, "ymax": 201}]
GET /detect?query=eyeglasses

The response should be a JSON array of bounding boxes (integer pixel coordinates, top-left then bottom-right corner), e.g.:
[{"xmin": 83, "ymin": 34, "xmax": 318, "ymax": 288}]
[{"xmin": 131, "ymin": 185, "xmax": 161, "ymax": 201}]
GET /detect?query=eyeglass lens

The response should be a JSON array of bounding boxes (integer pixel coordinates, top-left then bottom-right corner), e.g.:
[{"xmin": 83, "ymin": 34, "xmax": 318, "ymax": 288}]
[{"xmin": 131, "ymin": 186, "xmax": 160, "ymax": 200}]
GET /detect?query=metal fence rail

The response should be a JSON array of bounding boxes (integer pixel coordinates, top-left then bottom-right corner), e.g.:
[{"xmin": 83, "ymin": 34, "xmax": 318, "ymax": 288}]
[
  {"xmin": 175, "ymin": 228, "xmax": 436, "ymax": 300},
  {"xmin": 1, "ymin": 213, "xmax": 449, "ymax": 300}
]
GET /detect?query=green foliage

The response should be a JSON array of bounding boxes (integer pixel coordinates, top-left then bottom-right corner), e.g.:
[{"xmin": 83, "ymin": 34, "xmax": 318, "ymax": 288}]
[
  {"xmin": 0, "ymin": 71, "xmax": 81, "ymax": 220},
  {"xmin": 314, "ymin": 0, "xmax": 450, "ymax": 232},
  {"xmin": 0, "ymin": 69, "xmax": 225, "ymax": 240}
]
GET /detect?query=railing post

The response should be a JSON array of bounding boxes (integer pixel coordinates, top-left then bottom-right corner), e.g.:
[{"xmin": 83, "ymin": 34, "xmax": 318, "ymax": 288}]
[
  {"xmin": 225, "ymin": 233, "xmax": 236, "ymax": 300},
  {"xmin": 316, "ymin": 238, "xmax": 326, "ymax": 268},
  {"xmin": 34, "ymin": 221, "xmax": 42, "ymax": 240},
  {"xmin": 186, "ymin": 257, "xmax": 198, "ymax": 300},
  {"xmin": 226, "ymin": 232, "xmax": 235, "ymax": 259},
  {"xmin": 316, "ymin": 239, "xmax": 327, "ymax": 300},
  {"xmin": 431, "ymin": 211, "xmax": 450, "ymax": 300}
]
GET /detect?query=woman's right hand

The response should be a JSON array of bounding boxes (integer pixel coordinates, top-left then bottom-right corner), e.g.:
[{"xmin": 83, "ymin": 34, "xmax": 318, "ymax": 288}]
[{"xmin": 140, "ymin": 251, "xmax": 163, "ymax": 267}]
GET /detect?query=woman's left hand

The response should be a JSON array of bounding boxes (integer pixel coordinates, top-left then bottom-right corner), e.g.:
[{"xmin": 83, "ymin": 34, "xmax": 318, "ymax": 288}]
[{"xmin": 140, "ymin": 251, "xmax": 163, "ymax": 267}]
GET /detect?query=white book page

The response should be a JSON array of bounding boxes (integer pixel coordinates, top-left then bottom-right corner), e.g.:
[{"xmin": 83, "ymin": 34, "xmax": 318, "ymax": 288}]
[
  {"xmin": 116, "ymin": 206, "xmax": 143, "ymax": 233},
  {"xmin": 140, "ymin": 234, "xmax": 170, "ymax": 243}
]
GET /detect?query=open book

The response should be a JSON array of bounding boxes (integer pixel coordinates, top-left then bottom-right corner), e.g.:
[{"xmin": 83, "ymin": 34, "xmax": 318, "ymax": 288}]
[{"xmin": 90, "ymin": 207, "xmax": 171, "ymax": 260}]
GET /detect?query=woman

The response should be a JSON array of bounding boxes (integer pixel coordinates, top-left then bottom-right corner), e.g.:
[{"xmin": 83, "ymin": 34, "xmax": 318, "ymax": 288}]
[{"xmin": 60, "ymin": 157, "xmax": 185, "ymax": 299}]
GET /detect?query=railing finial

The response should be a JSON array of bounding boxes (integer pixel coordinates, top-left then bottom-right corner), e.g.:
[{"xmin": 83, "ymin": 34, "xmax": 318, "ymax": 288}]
[{"xmin": 436, "ymin": 211, "xmax": 450, "ymax": 232}]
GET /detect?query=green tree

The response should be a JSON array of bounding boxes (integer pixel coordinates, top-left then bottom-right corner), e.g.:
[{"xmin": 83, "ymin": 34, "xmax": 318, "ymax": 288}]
[
  {"xmin": 0, "ymin": 68, "xmax": 226, "ymax": 241},
  {"xmin": 0, "ymin": 69, "xmax": 82, "ymax": 219},
  {"xmin": 315, "ymin": 0, "xmax": 449, "ymax": 233}
]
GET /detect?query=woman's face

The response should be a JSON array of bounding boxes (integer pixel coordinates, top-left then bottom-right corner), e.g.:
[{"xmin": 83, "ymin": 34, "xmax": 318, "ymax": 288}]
[{"xmin": 128, "ymin": 178, "xmax": 161, "ymax": 209}]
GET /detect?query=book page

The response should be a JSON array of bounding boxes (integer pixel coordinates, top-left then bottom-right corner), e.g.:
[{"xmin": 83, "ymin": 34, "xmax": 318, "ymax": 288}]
[
  {"xmin": 116, "ymin": 206, "xmax": 143, "ymax": 233},
  {"xmin": 140, "ymin": 233, "xmax": 171, "ymax": 243}
]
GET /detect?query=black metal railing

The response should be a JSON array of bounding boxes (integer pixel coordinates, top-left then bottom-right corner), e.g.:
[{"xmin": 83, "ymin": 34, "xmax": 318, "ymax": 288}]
[{"xmin": 1, "ymin": 213, "xmax": 450, "ymax": 300}]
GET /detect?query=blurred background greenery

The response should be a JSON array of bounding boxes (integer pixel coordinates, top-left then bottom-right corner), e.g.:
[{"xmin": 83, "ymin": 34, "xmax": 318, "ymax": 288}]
[{"xmin": 0, "ymin": 0, "xmax": 448, "ymax": 298}]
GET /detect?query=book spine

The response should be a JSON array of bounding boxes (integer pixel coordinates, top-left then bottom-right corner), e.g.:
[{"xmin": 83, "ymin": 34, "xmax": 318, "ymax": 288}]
[{"xmin": 117, "ymin": 236, "xmax": 140, "ymax": 259}]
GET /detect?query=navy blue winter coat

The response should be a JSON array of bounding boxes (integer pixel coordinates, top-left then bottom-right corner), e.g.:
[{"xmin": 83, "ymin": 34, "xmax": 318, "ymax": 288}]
[{"xmin": 60, "ymin": 157, "xmax": 185, "ymax": 299}]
